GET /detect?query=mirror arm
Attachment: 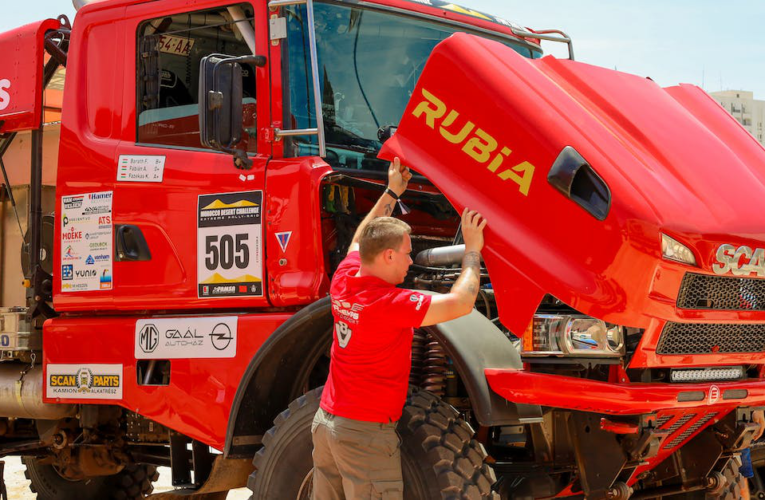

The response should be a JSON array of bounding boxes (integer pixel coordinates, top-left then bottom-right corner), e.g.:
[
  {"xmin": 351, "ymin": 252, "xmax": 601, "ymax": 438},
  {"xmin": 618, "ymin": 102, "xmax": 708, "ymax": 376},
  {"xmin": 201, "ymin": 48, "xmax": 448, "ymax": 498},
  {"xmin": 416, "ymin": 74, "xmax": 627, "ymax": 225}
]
[
  {"xmin": 221, "ymin": 147, "xmax": 254, "ymax": 170},
  {"xmin": 208, "ymin": 55, "xmax": 266, "ymax": 169}
]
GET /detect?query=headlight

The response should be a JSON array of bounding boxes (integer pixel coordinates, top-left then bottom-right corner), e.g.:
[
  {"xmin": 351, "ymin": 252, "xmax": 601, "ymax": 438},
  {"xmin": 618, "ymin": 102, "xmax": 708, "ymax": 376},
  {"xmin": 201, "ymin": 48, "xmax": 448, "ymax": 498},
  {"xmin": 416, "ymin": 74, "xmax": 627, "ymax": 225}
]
[
  {"xmin": 661, "ymin": 233, "xmax": 697, "ymax": 266},
  {"xmin": 522, "ymin": 314, "xmax": 625, "ymax": 358}
]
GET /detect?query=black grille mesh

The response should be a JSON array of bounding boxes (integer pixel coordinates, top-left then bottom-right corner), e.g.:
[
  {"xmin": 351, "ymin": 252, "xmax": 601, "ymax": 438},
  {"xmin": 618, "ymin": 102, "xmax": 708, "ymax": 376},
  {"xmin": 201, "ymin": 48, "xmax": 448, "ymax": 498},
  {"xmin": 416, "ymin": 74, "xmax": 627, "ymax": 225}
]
[
  {"xmin": 664, "ymin": 413, "xmax": 717, "ymax": 450},
  {"xmin": 678, "ymin": 273, "xmax": 765, "ymax": 311},
  {"xmin": 657, "ymin": 322, "xmax": 765, "ymax": 355}
]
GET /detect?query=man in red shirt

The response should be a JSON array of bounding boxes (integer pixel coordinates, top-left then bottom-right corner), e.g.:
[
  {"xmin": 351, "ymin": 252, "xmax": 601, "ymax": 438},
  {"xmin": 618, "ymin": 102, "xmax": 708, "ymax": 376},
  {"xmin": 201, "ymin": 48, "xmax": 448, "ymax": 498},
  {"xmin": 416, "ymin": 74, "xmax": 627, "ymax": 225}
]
[{"xmin": 312, "ymin": 157, "xmax": 487, "ymax": 499}]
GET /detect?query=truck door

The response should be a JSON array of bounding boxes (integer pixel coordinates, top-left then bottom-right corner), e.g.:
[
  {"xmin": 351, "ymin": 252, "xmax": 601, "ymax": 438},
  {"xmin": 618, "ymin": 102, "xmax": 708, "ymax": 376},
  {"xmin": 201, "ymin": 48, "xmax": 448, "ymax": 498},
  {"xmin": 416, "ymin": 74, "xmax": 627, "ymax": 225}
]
[{"xmin": 108, "ymin": 1, "xmax": 271, "ymax": 311}]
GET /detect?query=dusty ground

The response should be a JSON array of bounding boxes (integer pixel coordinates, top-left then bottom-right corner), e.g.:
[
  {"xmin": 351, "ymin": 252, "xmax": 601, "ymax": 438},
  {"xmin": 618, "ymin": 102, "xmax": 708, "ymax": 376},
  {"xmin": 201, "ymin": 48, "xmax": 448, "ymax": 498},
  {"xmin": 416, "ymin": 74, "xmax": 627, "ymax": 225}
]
[{"xmin": 2, "ymin": 456, "xmax": 251, "ymax": 499}]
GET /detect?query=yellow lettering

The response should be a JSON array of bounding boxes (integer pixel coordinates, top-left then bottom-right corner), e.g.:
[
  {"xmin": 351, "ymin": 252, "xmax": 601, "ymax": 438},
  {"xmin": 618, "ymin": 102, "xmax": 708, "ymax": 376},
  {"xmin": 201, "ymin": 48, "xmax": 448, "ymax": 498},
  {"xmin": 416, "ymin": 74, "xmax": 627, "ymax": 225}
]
[
  {"xmin": 93, "ymin": 375, "xmax": 120, "ymax": 387},
  {"xmin": 487, "ymin": 147, "xmax": 512, "ymax": 172},
  {"xmin": 412, "ymin": 88, "xmax": 446, "ymax": 128},
  {"xmin": 463, "ymin": 129, "xmax": 498, "ymax": 163},
  {"xmin": 498, "ymin": 161, "xmax": 536, "ymax": 196},
  {"xmin": 443, "ymin": 4, "xmax": 492, "ymax": 20},
  {"xmin": 440, "ymin": 111, "xmax": 475, "ymax": 144},
  {"xmin": 50, "ymin": 375, "xmax": 75, "ymax": 387}
]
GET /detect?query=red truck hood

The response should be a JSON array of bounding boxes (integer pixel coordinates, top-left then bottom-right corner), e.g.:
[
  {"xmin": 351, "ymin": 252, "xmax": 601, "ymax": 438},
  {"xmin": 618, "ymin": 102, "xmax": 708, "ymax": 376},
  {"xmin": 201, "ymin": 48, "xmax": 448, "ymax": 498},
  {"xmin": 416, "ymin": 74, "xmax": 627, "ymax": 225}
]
[{"xmin": 380, "ymin": 33, "xmax": 765, "ymax": 334}]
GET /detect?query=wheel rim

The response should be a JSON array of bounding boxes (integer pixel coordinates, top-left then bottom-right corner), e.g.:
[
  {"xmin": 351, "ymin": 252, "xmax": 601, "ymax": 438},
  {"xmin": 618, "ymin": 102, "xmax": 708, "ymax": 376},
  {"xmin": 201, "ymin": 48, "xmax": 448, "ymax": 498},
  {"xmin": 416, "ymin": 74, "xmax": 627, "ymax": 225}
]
[{"xmin": 297, "ymin": 468, "xmax": 314, "ymax": 500}]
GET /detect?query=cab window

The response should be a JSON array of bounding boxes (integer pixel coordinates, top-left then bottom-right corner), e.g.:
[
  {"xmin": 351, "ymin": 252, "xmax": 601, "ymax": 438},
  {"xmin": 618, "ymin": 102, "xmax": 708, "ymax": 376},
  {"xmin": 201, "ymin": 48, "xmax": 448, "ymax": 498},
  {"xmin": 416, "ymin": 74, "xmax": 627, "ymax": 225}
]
[
  {"xmin": 136, "ymin": 4, "xmax": 257, "ymax": 153},
  {"xmin": 281, "ymin": 2, "xmax": 542, "ymax": 172}
]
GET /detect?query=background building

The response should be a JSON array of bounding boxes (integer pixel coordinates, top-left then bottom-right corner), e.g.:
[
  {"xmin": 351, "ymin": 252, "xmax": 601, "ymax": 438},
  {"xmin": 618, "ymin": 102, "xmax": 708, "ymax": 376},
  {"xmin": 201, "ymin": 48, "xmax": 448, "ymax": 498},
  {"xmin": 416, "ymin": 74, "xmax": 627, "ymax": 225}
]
[{"xmin": 710, "ymin": 90, "xmax": 765, "ymax": 145}]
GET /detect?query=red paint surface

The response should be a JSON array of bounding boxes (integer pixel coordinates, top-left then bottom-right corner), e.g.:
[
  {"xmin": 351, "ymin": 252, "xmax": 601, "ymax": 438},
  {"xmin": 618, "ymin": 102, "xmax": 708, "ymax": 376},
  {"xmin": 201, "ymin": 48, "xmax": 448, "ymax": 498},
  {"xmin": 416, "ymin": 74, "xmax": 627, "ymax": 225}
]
[
  {"xmin": 0, "ymin": 19, "xmax": 62, "ymax": 133},
  {"xmin": 44, "ymin": 313, "xmax": 289, "ymax": 449},
  {"xmin": 485, "ymin": 369, "xmax": 764, "ymax": 415},
  {"xmin": 380, "ymin": 33, "xmax": 765, "ymax": 367}
]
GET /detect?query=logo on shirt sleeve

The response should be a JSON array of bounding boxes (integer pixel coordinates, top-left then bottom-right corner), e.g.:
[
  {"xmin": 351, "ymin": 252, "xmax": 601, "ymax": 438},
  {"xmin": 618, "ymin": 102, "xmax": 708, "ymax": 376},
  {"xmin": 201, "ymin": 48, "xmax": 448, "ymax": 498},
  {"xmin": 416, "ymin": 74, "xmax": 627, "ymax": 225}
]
[
  {"xmin": 335, "ymin": 321, "xmax": 353, "ymax": 348},
  {"xmin": 410, "ymin": 293, "xmax": 425, "ymax": 311}
]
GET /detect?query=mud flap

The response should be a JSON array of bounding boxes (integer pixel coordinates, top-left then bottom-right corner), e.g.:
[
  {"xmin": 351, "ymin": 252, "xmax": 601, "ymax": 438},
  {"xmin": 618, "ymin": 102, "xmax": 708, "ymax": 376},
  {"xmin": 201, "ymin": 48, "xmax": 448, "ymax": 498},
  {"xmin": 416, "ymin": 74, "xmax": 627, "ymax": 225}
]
[
  {"xmin": 147, "ymin": 456, "xmax": 252, "ymax": 499},
  {"xmin": 568, "ymin": 412, "xmax": 627, "ymax": 500}
]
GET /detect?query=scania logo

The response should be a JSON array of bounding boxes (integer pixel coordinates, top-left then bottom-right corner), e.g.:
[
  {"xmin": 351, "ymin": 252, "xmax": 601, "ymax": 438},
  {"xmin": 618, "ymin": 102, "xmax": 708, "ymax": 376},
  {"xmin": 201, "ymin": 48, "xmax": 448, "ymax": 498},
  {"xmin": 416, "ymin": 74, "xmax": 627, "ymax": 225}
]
[{"xmin": 713, "ymin": 244, "xmax": 765, "ymax": 277}]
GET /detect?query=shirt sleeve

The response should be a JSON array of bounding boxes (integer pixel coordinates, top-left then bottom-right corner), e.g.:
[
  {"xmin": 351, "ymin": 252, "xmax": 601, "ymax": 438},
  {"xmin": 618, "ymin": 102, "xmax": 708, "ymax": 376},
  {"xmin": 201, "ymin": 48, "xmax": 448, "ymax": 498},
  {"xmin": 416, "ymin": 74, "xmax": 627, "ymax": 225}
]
[
  {"xmin": 382, "ymin": 289, "xmax": 432, "ymax": 328},
  {"xmin": 332, "ymin": 251, "xmax": 361, "ymax": 283}
]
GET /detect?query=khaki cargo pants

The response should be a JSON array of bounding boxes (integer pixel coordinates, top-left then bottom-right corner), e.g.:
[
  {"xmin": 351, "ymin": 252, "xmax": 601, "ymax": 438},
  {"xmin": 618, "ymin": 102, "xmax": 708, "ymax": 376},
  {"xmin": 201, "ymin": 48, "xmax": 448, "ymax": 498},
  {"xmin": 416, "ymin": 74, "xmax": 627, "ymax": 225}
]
[{"xmin": 311, "ymin": 408, "xmax": 403, "ymax": 500}]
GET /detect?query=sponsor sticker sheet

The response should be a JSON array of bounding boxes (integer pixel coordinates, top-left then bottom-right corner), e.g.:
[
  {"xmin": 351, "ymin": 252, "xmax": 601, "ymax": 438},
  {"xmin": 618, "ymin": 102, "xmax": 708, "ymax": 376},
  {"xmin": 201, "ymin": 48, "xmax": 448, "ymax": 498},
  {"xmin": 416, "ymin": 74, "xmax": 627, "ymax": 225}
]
[{"xmin": 61, "ymin": 191, "xmax": 113, "ymax": 292}]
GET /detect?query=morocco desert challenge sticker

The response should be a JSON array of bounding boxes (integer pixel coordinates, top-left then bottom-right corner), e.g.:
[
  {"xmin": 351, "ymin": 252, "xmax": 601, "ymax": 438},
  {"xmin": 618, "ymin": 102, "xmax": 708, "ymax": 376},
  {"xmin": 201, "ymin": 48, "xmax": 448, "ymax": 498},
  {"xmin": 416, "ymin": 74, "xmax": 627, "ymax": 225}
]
[
  {"xmin": 46, "ymin": 364, "xmax": 123, "ymax": 400},
  {"xmin": 197, "ymin": 191, "xmax": 263, "ymax": 298}
]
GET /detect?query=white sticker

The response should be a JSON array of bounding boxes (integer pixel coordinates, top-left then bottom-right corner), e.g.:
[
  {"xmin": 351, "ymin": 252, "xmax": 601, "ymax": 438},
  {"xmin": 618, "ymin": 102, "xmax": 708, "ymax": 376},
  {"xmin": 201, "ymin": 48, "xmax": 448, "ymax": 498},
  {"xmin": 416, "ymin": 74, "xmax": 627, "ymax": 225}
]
[
  {"xmin": 135, "ymin": 316, "xmax": 237, "ymax": 359},
  {"xmin": 158, "ymin": 35, "xmax": 195, "ymax": 56},
  {"xmin": 46, "ymin": 364, "xmax": 123, "ymax": 400},
  {"xmin": 117, "ymin": 155, "xmax": 165, "ymax": 183},
  {"xmin": 197, "ymin": 191, "xmax": 263, "ymax": 298},
  {"xmin": 61, "ymin": 192, "xmax": 113, "ymax": 292}
]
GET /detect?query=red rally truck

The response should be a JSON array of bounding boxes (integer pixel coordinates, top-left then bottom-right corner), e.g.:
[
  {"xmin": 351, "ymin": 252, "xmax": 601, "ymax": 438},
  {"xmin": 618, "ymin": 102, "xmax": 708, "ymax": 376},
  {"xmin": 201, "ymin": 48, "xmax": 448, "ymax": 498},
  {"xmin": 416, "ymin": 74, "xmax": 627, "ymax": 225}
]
[{"xmin": 1, "ymin": 0, "xmax": 765, "ymax": 498}]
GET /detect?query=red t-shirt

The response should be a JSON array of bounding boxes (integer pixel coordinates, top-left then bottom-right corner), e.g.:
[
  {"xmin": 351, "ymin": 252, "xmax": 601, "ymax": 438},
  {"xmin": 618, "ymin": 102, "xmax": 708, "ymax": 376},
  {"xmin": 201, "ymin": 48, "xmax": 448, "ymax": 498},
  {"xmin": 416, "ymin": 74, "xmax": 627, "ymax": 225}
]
[{"xmin": 320, "ymin": 251, "xmax": 432, "ymax": 423}]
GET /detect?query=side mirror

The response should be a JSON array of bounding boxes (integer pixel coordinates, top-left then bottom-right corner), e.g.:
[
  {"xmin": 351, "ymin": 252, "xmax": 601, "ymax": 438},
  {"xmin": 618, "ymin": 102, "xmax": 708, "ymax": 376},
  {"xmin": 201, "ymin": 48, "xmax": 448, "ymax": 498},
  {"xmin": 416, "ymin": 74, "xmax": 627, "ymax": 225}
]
[{"xmin": 198, "ymin": 53, "xmax": 266, "ymax": 168}]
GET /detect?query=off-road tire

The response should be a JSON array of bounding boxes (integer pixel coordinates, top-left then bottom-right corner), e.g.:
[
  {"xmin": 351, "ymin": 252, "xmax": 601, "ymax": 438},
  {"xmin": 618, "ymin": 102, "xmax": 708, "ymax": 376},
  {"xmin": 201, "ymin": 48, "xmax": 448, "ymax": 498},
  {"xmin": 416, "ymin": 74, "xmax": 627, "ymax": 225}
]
[
  {"xmin": 247, "ymin": 386, "xmax": 498, "ymax": 500},
  {"xmin": 705, "ymin": 456, "xmax": 746, "ymax": 500},
  {"xmin": 22, "ymin": 457, "xmax": 159, "ymax": 500},
  {"xmin": 400, "ymin": 387, "xmax": 499, "ymax": 500}
]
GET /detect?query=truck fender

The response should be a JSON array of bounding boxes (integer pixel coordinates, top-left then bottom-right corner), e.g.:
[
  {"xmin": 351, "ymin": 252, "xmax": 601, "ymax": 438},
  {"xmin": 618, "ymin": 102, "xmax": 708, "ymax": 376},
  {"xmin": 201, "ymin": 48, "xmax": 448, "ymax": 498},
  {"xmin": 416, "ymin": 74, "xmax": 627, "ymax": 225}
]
[
  {"xmin": 422, "ymin": 306, "xmax": 543, "ymax": 426},
  {"xmin": 225, "ymin": 297, "xmax": 334, "ymax": 458}
]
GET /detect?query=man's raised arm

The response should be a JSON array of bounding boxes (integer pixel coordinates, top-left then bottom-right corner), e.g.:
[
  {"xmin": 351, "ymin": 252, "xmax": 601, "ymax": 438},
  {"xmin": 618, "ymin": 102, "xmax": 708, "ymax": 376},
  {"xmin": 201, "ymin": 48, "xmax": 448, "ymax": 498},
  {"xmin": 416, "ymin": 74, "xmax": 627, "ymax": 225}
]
[
  {"xmin": 420, "ymin": 209, "xmax": 487, "ymax": 326},
  {"xmin": 347, "ymin": 157, "xmax": 412, "ymax": 254}
]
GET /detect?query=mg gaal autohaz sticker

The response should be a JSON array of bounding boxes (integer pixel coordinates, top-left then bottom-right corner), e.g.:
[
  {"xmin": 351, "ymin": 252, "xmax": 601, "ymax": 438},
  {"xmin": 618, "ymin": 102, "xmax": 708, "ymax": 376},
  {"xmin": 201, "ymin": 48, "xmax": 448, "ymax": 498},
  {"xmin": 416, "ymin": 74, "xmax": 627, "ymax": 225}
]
[
  {"xmin": 197, "ymin": 191, "xmax": 263, "ymax": 298},
  {"xmin": 46, "ymin": 364, "xmax": 123, "ymax": 400},
  {"xmin": 60, "ymin": 191, "xmax": 113, "ymax": 292},
  {"xmin": 135, "ymin": 316, "xmax": 237, "ymax": 359}
]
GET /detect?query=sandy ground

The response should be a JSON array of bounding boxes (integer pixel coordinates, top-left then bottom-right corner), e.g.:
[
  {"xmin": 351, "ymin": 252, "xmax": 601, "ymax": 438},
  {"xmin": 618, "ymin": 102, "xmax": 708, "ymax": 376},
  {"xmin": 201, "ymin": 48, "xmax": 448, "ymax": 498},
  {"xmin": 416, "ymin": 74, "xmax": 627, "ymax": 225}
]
[{"xmin": 2, "ymin": 456, "xmax": 252, "ymax": 499}]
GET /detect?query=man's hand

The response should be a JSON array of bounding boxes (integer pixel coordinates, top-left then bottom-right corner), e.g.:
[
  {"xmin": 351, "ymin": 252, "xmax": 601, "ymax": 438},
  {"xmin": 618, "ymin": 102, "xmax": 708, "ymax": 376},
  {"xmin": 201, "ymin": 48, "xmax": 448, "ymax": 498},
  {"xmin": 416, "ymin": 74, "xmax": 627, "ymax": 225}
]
[
  {"xmin": 461, "ymin": 208, "xmax": 487, "ymax": 253},
  {"xmin": 388, "ymin": 157, "xmax": 412, "ymax": 197},
  {"xmin": 348, "ymin": 157, "xmax": 412, "ymax": 254},
  {"xmin": 753, "ymin": 410, "xmax": 765, "ymax": 441}
]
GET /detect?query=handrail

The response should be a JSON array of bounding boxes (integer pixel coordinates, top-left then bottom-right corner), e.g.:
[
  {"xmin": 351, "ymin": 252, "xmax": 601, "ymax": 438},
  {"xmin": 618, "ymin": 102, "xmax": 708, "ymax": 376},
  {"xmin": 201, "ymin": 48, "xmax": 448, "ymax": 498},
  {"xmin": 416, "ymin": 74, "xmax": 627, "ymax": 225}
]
[{"xmin": 511, "ymin": 27, "xmax": 575, "ymax": 60}]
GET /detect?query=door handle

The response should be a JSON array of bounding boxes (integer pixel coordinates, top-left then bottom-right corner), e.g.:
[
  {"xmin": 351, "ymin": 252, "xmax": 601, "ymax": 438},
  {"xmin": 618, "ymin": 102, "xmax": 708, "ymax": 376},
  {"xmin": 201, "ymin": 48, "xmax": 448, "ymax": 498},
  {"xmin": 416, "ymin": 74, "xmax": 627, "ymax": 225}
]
[{"xmin": 115, "ymin": 225, "xmax": 152, "ymax": 262}]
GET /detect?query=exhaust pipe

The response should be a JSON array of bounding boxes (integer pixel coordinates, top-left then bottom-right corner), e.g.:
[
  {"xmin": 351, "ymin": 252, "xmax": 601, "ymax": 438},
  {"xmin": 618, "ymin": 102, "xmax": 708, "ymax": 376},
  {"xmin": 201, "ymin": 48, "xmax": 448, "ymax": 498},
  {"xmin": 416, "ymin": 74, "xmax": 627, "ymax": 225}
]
[
  {"xmin": 415, "ymin": 244, "xmax": 483, "ymax": 267},
  {"xmin": 0, "ymin": 364, "xmax": 76, "ymax": 419}
]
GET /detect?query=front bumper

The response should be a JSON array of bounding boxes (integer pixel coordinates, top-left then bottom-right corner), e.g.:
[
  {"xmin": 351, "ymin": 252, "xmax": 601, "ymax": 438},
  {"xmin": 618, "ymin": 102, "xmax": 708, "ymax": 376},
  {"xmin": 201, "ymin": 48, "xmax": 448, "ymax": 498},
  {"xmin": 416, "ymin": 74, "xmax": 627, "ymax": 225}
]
[{"xmin": 485, "ymin": 369, "xmax": 765, "ymax": 415}]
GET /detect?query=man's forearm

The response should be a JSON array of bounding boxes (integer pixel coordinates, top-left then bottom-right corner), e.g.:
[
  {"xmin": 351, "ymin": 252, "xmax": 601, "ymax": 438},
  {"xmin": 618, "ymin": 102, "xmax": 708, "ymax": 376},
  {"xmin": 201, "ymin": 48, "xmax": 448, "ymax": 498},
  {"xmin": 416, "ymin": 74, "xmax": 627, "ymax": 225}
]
[
  {"xmin": 450, "ymin": 250, "xmax": 482, "ymax": 311},
  {"xmin": 349, "ymin": 190, "xmax": 397, "ymax": 249}
]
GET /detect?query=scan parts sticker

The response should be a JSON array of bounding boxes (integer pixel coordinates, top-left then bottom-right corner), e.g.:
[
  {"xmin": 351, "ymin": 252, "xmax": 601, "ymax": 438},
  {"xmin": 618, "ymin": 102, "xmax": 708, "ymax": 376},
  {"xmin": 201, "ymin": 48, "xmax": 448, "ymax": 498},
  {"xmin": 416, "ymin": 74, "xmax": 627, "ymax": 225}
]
[
  {"xmin": 46, "ymin": 364, "xmax": 122, "ymax": 400},
  {"xmin": 197, "ymin": 191, "xmax": 263, "ymax": 298},
  {"xmin": 135, "ymin": 316, "xmax": 237, "ymax": 359},
  {"xmin": 60, "ymin": 191, "xmax": 113, "ymax": 292}
]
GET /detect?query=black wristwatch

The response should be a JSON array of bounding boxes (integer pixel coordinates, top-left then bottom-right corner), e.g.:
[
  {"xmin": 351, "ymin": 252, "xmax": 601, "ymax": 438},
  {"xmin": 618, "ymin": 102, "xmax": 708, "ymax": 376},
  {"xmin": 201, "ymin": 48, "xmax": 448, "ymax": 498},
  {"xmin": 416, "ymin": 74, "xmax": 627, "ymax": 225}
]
[{"xmin": 384, "ymin": 187, "xmax": 400, "ymax": 200}]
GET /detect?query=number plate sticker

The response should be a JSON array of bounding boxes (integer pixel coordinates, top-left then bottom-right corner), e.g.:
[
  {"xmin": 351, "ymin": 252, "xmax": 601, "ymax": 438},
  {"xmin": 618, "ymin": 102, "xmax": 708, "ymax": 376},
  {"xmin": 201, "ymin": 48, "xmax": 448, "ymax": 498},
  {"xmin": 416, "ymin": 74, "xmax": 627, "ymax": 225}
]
[{"xmin": 197, "ymin": 191, "xmax": 263, "ymax": 298}]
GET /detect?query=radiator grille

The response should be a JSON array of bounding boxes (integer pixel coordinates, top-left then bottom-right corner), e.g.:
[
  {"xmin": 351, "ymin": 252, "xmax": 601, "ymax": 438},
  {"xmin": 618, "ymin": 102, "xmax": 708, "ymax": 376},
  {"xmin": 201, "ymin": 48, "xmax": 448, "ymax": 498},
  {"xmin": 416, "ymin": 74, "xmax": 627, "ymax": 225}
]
[
  {"xmin": 657, "ymin": 322, "xmax": 765, "ymax": 355},
  {"xmin": 678, "ymin": 273, "xmax": 765, "ymax": 311}
]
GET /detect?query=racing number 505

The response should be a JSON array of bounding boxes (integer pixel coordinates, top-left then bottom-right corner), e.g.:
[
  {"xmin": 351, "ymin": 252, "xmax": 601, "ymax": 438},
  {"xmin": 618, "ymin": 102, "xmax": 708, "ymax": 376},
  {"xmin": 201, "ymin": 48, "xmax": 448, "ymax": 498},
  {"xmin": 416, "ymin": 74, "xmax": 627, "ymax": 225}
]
[{"xmin": 205, "ymin": 234, "xmax": 250, "ymax": 270}]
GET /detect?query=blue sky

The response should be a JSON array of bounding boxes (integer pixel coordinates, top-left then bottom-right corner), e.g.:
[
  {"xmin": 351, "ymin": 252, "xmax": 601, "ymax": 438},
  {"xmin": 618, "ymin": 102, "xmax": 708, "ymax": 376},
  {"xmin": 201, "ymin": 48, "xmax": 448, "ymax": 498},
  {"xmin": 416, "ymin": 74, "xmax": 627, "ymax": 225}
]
[{"xmin": 5, "ymin": 0, "xmax": 764, "ymax": 98}]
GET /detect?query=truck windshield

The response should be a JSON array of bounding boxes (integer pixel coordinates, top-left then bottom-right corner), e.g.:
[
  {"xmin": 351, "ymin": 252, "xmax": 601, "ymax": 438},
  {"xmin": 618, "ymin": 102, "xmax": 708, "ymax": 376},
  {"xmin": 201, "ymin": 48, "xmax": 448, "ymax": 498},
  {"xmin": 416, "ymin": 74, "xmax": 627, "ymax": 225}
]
[{"xmin": 282, "ymin": 2, "xmax": 542, "ymax": 172}]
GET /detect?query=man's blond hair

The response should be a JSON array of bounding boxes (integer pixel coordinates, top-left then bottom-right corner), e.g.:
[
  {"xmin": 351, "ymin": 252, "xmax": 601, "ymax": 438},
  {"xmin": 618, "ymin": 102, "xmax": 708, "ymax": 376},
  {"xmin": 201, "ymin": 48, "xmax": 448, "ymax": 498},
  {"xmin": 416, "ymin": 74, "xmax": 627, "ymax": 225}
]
[{"xmin": 359, "ymin": 217, "xmax": 411, "ymax": 264}]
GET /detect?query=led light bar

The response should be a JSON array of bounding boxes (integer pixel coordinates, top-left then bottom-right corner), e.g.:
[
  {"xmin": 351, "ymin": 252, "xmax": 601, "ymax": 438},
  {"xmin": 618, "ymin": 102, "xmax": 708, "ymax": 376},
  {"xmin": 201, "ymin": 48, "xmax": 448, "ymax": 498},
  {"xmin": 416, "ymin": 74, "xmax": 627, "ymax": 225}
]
[{"xmin": 670, "ymin": 366, "xmax": 744, "ymax": 383}]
